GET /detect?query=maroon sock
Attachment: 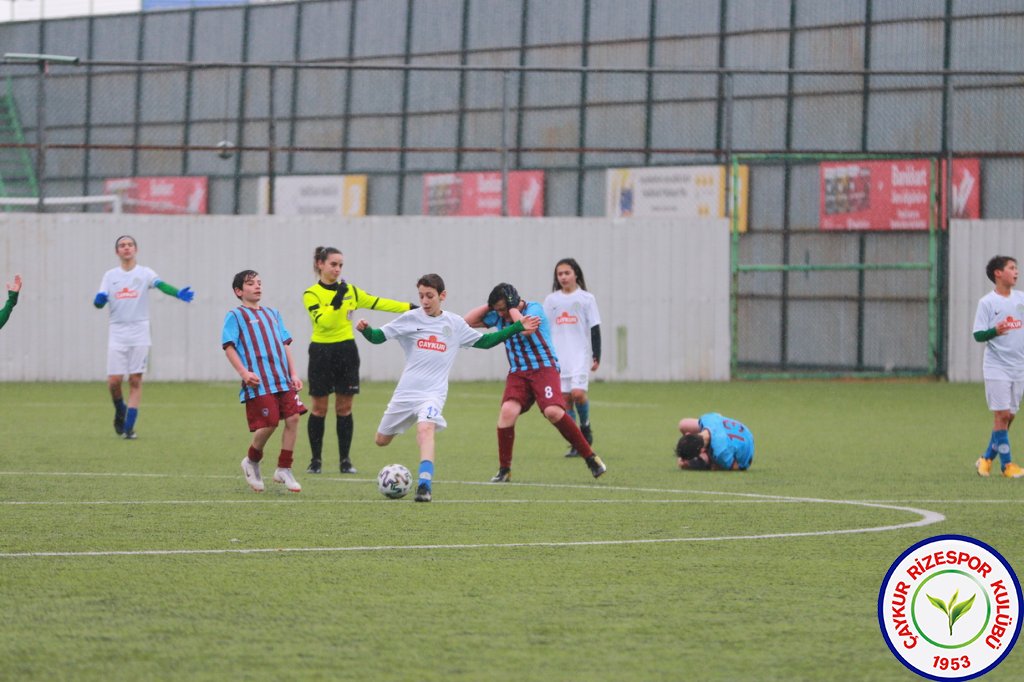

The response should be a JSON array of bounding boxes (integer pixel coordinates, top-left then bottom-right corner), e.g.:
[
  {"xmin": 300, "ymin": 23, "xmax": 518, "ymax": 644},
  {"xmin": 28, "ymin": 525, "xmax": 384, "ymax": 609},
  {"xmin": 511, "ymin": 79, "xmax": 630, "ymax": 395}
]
[
  {"xmin": 554, "ymin": 412, "xmax": 592, "ymax": 457},
  {"xmin": 497, "ymin": 426, "xmax": 515, "ymax": 469},
  {"xmin": 277, "ymin": 449, "xmax": 294, "ymax": 469},
  {"xmin": 248, "ymin": 445, "xmax": 263, "ymax": 463}
]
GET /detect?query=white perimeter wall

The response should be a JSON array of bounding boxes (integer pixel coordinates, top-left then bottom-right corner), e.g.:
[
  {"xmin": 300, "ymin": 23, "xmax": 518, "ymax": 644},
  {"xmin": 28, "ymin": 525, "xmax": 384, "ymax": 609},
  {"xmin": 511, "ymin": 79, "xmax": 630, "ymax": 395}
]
[
  {"xmin": 948, "ymin": 220, "xmax": 1024, "ymax": 382},
  {"xmin": 0, "ymin": 214, "xmax": 731, "ymax": 382}
]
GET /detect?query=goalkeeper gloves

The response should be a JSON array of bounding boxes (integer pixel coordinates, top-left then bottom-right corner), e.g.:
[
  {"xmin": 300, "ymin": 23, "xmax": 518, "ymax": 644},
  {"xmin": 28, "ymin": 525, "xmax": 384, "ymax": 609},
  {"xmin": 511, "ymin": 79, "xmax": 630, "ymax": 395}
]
[
  {"xmin": 93, "ymin": 292, "xmax": 108, "ymax": 308},
  {"xmin": 330, "ymin": 281, "xmax": 349, "ymax": 310},
  {"xmin": 176, "ymin": 286, "xmax": 194, "ymax": 303}
]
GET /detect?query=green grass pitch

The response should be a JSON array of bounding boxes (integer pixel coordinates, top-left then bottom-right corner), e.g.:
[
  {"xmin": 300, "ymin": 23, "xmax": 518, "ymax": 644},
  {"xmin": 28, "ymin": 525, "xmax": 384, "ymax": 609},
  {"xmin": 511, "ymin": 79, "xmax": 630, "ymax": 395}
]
[{"xmin": 1, "ymin": 379, "xmax": 1022, "ymax": 681}]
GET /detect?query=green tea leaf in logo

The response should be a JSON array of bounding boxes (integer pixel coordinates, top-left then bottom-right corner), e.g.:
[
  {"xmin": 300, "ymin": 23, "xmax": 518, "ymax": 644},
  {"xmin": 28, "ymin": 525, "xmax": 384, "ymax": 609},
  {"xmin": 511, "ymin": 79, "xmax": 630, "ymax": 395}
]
[
  {"xmin": 929, "ymin": 590, "xmax": 976, "ymax": 636},
  {"xmin": 949, "ymin": 593, "xmax": 976, "ymax": 634},
  {"xmin": 927, "ymin": 594, "xmax": 949, "ymax": 616}
]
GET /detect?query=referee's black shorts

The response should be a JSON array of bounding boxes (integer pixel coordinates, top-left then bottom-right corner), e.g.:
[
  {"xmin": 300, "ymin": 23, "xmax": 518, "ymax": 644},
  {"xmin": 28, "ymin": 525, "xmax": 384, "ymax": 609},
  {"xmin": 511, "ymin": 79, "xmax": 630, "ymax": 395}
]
[{"xmin": 307, "ymin": 340, "xmax": 360, "ymax": 396}]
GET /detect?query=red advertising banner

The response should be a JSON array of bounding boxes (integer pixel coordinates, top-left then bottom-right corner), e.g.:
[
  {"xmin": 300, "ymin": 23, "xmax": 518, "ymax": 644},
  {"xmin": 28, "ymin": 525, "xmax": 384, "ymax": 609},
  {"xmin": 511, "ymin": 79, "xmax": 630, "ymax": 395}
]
[
  {"xmin": 819, "ymin": 159, "xmax": 980, "ymax": 230},
  {"xmin": 941, "ymin": 158, "xmax": 981, "ymax": 225},
  {"xmin": 423, "ymin": 171, "xmax": 544, "ymax": 216},
  {"xmin": 104, "ymin": 177, "xmax": 208, "ymax": 215}
]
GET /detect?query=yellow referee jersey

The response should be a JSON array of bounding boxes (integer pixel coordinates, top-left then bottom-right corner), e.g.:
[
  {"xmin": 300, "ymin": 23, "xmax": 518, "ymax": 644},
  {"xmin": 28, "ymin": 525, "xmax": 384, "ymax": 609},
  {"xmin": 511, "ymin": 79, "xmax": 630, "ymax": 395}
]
[{"xmin": 303, "ymin": 281, "xmax": 411, "ymax": 344}]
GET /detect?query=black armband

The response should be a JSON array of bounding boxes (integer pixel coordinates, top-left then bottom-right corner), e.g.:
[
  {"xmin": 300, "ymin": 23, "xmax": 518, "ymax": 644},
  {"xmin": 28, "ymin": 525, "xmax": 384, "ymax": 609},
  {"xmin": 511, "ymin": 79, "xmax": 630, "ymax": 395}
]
[{"xmin": 591, "ymin": 324, "xmax": 601, "ymax": 363}]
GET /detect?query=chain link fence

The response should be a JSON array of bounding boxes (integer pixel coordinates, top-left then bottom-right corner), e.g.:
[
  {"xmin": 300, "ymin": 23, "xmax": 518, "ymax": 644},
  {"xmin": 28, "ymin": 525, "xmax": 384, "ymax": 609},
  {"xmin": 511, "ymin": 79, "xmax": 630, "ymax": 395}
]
[{"xmin": 3, "ymin": 0, "xmax": 1024, "ymax": 376}]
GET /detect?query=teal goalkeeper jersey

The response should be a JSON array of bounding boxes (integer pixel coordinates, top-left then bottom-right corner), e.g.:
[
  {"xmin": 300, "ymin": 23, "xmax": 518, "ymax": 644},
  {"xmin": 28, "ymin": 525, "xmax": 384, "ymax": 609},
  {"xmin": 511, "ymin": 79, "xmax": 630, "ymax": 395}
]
[{"xmin": 700, "ymin": 412, "xmax": 754, "ymax": 470}]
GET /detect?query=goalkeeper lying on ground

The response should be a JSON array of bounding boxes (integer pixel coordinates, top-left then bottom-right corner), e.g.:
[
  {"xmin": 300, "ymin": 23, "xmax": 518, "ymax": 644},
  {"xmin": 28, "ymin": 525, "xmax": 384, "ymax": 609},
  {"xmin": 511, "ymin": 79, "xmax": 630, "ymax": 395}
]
[{"xmin": 675, "ymin": 412, "xmax": 754, "ymax": 471}]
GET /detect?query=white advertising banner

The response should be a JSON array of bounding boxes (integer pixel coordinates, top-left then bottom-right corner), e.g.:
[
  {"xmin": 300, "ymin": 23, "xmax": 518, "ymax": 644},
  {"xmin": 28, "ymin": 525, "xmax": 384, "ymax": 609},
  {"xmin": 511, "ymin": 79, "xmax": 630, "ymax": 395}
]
[
  {"xmin": 606, "ymin": 165, "xmax": 748, "ymax": 232},
  {"xmin": 257, "ymin": 175, "xmax": 367, "ymax": 216}
]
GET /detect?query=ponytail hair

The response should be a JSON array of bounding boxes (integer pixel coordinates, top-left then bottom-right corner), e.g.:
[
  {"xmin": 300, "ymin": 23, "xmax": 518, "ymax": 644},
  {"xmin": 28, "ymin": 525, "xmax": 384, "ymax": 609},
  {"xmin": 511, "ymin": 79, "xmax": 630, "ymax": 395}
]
[{"xmin": 313, "ymin": 246, "xmax": 342, "ymax": 276}]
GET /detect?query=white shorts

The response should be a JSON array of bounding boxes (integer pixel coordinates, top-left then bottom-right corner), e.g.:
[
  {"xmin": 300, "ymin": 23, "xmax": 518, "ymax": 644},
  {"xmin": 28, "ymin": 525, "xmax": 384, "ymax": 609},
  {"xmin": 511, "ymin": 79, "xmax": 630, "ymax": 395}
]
[
  {"xmin": 985, "ymin": 379, "xmax": 1024, "ymax": 413},
  {"xmin": 560, "ymin": 373, "xmax": 590, "ymax": 394},
  {"xmin": 107, "ymin": 345, "xmax": 149, "ymax": 376},
  {"xmin": 376, "ymin": 397, "xmax": 447, "ymax": 436}
]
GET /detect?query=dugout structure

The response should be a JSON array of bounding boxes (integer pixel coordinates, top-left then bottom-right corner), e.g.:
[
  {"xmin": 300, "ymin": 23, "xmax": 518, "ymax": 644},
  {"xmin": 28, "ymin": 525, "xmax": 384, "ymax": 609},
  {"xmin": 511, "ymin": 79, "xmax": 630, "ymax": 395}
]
[{"xmin": 729, "ymin": 153, "xmax": 940, "ymax": 379}]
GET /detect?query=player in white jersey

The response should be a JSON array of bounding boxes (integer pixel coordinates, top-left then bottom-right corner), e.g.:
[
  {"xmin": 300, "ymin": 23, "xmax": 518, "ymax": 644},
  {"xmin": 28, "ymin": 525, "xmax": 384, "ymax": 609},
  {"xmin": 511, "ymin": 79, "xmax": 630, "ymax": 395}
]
[
  {"xmin": 543, "ymin": 258, "xmax": 601, "ymax": 457},
  {"xmin": 972, "ymin": 255, "xmax": 1024, "ymax": 478},
  {"xmin": 356, "ymin": 273, "xmax": 538, "ymax": 502},
  {"xmin": 94, "ymin": 235, "xmax": 194, "ymax": 439}
]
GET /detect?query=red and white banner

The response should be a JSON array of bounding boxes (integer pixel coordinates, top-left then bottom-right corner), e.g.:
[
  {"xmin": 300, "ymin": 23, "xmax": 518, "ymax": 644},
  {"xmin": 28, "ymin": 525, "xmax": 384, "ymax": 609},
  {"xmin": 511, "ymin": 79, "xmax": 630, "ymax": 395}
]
[
  {"xmin": 423, "ymin": 171, "xmax": 544, "ymax": 216},
  {"xmin": 941, "ymin": 158, "xmax": 981, "ymax": 225},
  {"xmin": 819, "ymin": 159, "xmax": 980, "ymax": 230},
  {"xmin": 104, "ymin": 176, "xmax": 208, "ymax": 215}
]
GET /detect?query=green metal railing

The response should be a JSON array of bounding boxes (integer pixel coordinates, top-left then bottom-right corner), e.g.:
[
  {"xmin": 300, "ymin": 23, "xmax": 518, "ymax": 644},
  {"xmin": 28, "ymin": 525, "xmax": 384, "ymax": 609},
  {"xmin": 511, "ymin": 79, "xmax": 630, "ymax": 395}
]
[
  {"xmin": 0, "ymin": 76, "xmax": 38, "ymax": 209},
  {"xmin": 729, "ymin": 153, "xmax": 940, "ymax": 379}
]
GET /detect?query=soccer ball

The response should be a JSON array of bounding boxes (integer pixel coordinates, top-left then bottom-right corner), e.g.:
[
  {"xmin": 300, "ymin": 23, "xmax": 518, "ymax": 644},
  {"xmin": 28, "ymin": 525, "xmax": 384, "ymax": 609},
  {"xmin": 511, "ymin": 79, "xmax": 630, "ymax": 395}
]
[{"xmin": 377, "ymin": 464, "xmax": 412, "ymax": 499}]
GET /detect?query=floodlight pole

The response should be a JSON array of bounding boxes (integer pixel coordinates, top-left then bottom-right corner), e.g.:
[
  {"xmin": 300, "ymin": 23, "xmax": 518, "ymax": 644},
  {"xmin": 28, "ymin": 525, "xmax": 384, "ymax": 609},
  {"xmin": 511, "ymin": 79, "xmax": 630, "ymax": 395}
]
[{"xmin": 3, "ymin": 53, "xmax": 80, "ymax": 212}]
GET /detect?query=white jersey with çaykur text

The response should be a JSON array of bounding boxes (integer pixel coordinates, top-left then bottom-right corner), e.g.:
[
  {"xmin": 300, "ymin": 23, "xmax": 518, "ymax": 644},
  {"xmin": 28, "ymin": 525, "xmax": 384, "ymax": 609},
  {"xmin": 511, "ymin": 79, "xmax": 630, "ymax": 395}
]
[
  {"xmin": 543, "ymin": 287, "xmax": 601, "ymax": 377},
  {"xmin": 973, "ymin": 289, "xmax": 1024, "ymax": 381},
  {"xmin": 381, "ymin": 308, "xmax": 483, "ymax": 403},
  {"xmin": 98, "ymin": 265, "xmax": 160, "ymax": 348}
]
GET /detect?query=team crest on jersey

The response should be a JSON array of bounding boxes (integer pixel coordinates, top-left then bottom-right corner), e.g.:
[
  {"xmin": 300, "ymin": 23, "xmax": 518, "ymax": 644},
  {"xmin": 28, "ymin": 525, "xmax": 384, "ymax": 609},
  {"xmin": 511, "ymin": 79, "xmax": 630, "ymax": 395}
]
[
  {"xmin": 556, "ymin": 311, "xmax": 579, "ymax": 325},
  {"xmin": 417, "ymin": 335, "xmax": 447, "ymax": 352},
  {"xmin": 114, "ymin": 287, "xmax": 139, "ymax": 300}
]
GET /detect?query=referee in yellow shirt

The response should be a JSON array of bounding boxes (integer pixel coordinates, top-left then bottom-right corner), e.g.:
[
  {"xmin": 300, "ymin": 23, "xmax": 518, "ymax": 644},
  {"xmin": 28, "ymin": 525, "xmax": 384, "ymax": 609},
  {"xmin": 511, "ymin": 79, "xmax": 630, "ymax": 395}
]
[{"xmin": 304, "ymin": 246, "xmax": 415, "ymax": 474}]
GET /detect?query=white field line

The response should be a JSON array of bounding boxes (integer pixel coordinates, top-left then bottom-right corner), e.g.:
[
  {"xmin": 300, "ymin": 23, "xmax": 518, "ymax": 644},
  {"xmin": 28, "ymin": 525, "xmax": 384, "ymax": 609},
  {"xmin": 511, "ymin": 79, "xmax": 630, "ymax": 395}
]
[
  {"xmin": 2, "ymin": 471, "xmax": 1016, "ymax": 504},
  {"xmin": 1, "ymin": 472, "xmax": 1015, "ymax": 505},
  {"xmin": 0, "ymin": 470, "xmax": 947, "ymax": 559}
]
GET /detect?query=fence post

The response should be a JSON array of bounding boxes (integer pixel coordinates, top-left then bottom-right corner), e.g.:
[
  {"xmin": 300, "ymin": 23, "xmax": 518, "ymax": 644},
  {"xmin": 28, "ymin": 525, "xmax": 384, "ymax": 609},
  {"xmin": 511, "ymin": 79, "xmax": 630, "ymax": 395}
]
[
  {"xmin": 35, "ymin": 60, "xmax": 45, "ymax": 212},
  {"xmin": 501, "ymin": 70, "xmax": 511, "ymax": 217},
  {"xmin": 267, "ymin": 65, "xmax": 276, "ymax": 215}
]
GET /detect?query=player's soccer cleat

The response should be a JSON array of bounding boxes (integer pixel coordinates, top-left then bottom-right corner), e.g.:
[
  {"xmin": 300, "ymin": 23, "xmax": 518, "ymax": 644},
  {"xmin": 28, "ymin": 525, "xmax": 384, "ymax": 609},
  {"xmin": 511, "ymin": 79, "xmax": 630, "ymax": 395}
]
[
  {"xmin": 564, "ymin": 447, "xmax": 579, "ymax": 458},
  {"xmin": 490, "ymin": 467, "xmax": 512, "ymax": 483},
  {"xmin": 241, "ymin": 457, "xmax": 265, "ymax": 492},
  {"xmin": 113, "ymin": 412, "xmax": 125, "ymax": 436},
  {"xmin": 414, "ymin": 483, "xmax": 432, "ymax": 502},
  {"xmin": 976, "ymin": 457, "xmax": 993, "ymax": 477},
  {"xmin": 1002, "ymin": 462, "xmax": 1024, "ymax": 478},
  {"xmin": 585, "ymin": 454, "xmax": 607, "ymax": 478},
  {"xmin": 580, "ymin": 422, "xmax": 593, "ymax": 445},
  {"xmin": 122, "ymin": 430, "xmax": 137, "ymax": 440},
  {"xmin": 340, "ymin": 459, "xmax": 358, "ymax": 474},
  {"xmin": 306, "ymin": 459, "xmax": 321, "ymax": 474},
  {"xmin": 273, "ymin": 467, "xmax": 302, "ymax": 492}
]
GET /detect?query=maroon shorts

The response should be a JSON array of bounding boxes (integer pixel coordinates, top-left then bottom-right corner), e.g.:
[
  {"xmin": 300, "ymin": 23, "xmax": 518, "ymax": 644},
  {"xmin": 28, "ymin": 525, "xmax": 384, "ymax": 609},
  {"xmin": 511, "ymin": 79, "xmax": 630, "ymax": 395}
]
[
  {"xmin": 501, "ymin": 366, "xmax": 567, "ymax": 414},
  {"xmin": 244, "ymin": 389, "xmax": 307, "ymax": 431}
]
